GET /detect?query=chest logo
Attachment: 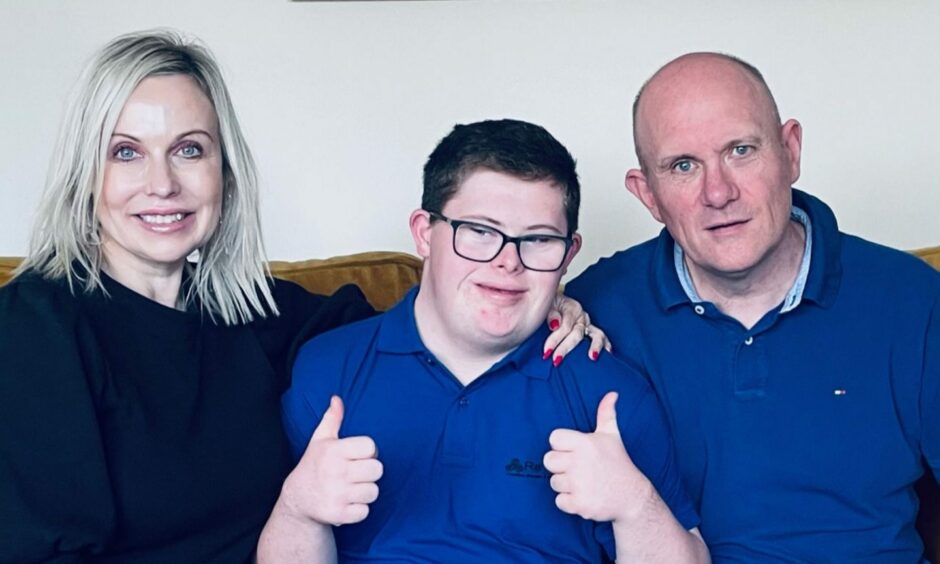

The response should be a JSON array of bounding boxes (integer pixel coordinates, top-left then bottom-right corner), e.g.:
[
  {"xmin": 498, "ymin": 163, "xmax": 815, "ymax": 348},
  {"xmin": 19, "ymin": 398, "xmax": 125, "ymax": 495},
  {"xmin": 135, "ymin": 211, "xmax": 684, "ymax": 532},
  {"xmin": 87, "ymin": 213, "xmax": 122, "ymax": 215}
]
[{"xmin": 505, "ymin": 457, "xmax": 550, "ymax": 479}]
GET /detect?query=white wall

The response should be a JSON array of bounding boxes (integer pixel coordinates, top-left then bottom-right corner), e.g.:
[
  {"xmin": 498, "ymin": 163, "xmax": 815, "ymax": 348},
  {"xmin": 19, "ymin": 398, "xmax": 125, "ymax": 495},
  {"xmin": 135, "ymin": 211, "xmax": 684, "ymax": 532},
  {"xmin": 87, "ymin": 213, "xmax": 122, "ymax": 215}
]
[{"xmin": 1, "ymin": 0, "xmax": 937, "ymax": 280}]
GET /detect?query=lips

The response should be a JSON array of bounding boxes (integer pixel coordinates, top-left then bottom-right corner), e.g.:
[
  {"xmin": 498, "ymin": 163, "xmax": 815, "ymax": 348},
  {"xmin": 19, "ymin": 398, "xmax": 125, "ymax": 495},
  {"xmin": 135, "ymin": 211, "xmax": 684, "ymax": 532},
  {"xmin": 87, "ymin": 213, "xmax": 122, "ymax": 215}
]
[
  {"xmin": 706, "ymin": 218, "xmax": 750, "ymax": 232},
  {"xmin": 476, "ymin": 282, "xmax": 527, "ymax": 302},
  {"xmin": 133, "ymin": 210, "xmax": 194, "ymax": 232}
]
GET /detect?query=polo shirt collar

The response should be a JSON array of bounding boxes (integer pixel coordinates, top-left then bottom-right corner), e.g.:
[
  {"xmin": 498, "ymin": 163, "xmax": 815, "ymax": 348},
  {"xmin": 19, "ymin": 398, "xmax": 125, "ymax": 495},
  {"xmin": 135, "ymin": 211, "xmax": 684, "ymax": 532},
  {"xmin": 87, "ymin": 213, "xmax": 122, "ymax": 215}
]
[
  {"xmin": 375, "ymin": 285, "xmax": 552, "ymax": 380},
  {"xmin": 792, "ymin": 189, "xmax": 842, "ymax": 308},
  {"xmin": 652, "ymin": 188, "xmax": 842, "ymax": 311}
]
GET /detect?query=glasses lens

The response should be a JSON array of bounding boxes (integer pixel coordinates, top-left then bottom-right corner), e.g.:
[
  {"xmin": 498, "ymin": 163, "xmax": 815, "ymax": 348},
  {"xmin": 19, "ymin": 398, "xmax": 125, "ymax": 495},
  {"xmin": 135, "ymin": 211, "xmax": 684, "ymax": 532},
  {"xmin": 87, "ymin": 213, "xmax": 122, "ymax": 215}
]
[
  {"xmin": 453, "ymin": 222, "xmax": 504, "ymax": 261},
  {"xmin": 519, "ymin": 237, "xmax": 568, "ymax": 271}
]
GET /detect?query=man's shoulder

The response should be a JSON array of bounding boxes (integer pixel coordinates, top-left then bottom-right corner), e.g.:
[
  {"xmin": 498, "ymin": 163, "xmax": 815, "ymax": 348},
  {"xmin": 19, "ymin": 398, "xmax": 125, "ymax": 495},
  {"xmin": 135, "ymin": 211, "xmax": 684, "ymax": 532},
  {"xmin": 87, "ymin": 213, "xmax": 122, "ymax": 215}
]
[
  {"xmin": 567, "ymin": 237, "xmax": 660, "ymax": 298},
  {"xmin": 840, "ymin": 234, "xmax": 940, "ymax": 295},
  {"xmin": 574, "ymin": 238, "xmax": 659, "ymax": 280},
  {"xmin": 843, "ymin": 234, "xmax": 938, "ymax": 273}
]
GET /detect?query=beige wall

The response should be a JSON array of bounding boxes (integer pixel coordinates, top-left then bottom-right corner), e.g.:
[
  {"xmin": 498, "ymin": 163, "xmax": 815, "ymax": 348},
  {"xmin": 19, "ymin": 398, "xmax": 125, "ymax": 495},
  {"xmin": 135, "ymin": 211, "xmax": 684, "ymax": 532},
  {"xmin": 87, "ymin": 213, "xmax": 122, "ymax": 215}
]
[{"xmin": 1, "ymin": 0, "xmax": 937, "ymax": 279}]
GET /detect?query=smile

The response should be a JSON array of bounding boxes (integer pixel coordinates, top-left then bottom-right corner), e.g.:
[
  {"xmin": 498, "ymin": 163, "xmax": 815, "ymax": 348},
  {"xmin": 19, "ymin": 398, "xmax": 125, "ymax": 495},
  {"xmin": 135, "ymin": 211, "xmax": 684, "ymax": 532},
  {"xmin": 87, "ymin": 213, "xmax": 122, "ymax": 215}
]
[{"xmin": 139, "ymin": 212, "xmax": 188, "ymax": 225}]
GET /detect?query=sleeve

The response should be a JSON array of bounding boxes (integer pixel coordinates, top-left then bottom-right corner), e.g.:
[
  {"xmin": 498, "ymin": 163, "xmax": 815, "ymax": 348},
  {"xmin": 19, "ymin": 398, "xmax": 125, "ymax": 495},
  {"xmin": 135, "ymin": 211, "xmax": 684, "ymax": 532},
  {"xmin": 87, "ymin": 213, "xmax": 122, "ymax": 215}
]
[
  {"xmin": 0, "ymin": 279, "xmax": 115, "ymax": 563},
  {"xmin": 580, "ymin": 357, "xmax": 699, "ymax": 558},
  {"xmin": 280, "ymin": 339, "xmax": 332, "ymax": 462},
  {"xmin": 257, "ymin": 280, "xmax": 376, "ymax": 391},
  {"xmin": 616, "ymin": 389, "xmax": 700, "ymax": 530},
  {"xmin": 280, "ymin": 316, "xmax": 379, "ymax": 462}
]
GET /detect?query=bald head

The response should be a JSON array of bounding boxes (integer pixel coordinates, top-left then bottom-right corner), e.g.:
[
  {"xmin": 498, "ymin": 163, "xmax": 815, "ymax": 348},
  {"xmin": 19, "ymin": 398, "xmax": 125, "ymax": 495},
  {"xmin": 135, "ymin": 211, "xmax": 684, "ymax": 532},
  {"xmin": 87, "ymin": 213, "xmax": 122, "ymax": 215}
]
[{"xmin": 632, "ymin": 53, "xmax": 782, "ymax": 170}]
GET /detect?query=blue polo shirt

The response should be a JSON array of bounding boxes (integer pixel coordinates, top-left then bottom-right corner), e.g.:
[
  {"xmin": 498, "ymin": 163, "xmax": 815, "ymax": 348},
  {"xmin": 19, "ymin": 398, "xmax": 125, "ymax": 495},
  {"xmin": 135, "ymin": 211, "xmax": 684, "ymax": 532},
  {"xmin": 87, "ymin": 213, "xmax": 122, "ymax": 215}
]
[
  {"xmin": 566, "ymin": 189, "xmax": 940, "ymax": 562},
  {"xmin": 283, "ymin": 288, "xmax": 699, "ymax": 562}
]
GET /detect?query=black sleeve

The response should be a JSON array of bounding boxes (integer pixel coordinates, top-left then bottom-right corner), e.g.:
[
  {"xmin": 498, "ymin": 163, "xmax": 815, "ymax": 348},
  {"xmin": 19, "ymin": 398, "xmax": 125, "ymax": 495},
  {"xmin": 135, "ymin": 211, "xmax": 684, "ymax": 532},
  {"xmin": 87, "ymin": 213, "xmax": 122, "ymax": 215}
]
[
  {"xmin": 0, "ymin": 277, "xmax": 115, "ymax": 563},
  {"xmin": 254, "ymin": 280, "xmax": 377, "ymax": 390}
]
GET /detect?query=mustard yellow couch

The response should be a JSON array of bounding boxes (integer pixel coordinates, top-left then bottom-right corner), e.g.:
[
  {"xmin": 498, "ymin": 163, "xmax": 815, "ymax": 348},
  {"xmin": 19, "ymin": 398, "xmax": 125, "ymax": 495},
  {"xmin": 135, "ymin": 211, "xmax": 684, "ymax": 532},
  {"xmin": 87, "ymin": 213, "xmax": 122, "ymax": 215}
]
[
  {"xmin": 2, "ymin": 247, "xmax": 939, "ymax": 558},
  {"xmin": 0, "ymin": 251, "xmax": 423, "ymax": 312}
]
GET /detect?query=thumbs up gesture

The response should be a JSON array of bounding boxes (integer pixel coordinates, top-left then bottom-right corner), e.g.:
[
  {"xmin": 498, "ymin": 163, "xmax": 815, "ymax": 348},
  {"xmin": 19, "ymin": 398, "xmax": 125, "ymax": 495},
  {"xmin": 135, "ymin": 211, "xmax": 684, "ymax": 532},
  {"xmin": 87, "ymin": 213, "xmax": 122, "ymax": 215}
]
[
  {"xmin": 283, "ymin": 395, "xmax": 383, "ymax": 527},
  {"xmin": 542, "ymin": 391, "xmax": 647, "ymax": 523}
]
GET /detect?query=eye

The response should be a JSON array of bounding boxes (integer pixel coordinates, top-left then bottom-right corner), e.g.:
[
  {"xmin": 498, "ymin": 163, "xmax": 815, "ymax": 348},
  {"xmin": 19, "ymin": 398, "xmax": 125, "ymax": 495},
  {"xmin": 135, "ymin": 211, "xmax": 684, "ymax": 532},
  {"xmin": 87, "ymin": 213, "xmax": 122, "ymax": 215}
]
[
  {"xmin": 177, "ymin": 142, "xmax": 203, "ymax": 158},
  {"xmin": 467, "ymin": 224, "xmax": 498, "ymax": 238},
  {"xmin": 112, "ymin": 145, "xmax": 140, "ymax": 161},
  {"xmin": 732, "ymin": 145, "xmax": 752, "ymax": 157},
  {"xmin": 671, "ymin": 159, "xmax": 694, "ymax": 173},
  {"xmin": 524, "ymin": 235, "xmax": 559, "ymax": 246}
]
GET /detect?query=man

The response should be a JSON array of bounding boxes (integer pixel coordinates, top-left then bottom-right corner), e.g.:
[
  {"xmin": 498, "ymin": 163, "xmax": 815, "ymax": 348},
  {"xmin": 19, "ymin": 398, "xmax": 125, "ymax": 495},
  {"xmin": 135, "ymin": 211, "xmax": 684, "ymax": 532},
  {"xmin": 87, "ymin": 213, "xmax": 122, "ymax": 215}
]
[
  {"xmin": 566, "ymin": 52, "xmax": 940, "ymax": 560},
  {"xmin": 258, "ymin": 119, "xmax": 708, "ymax": 562}
]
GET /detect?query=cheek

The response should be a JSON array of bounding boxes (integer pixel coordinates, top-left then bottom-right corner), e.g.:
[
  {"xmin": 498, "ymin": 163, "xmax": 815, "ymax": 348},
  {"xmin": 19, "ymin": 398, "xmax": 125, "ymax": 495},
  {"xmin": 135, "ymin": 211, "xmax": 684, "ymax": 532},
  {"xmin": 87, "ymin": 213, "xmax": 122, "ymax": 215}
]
[{"xmin": 100, "ymin": 167, "xmax": 141, "ymax": 211}]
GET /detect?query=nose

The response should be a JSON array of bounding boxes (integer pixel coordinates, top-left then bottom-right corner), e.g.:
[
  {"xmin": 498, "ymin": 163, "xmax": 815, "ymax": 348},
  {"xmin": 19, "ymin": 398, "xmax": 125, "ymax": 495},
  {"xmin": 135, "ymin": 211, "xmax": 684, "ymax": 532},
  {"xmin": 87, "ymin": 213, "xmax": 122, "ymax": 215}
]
[
  {"xmin": 145, "ymin": 156, "xmax": 180, "ymax": 198},
  {"xmin": 701, "ymin": 162, "xmax": 738, "ymax": 209},
  {"xmin": 491, "ymin": 239, "xmax": 525, "ymax": 273}
]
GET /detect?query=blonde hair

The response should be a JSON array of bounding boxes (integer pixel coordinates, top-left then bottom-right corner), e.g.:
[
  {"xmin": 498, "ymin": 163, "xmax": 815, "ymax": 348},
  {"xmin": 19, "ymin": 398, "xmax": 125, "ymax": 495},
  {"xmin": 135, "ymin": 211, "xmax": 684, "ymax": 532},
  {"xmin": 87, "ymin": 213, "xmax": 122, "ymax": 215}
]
[{"xmin": 20, "ymin": 29, "xmax": 278, "ymax": 324}]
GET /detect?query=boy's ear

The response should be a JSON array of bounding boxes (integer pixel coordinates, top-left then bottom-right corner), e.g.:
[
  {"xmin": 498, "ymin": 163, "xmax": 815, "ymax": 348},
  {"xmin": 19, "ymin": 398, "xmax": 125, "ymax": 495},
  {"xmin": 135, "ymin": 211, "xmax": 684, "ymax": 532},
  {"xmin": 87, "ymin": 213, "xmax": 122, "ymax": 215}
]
[{"xmin": 409, "ymin": 209, "xmax": 433, "ymax": 258}]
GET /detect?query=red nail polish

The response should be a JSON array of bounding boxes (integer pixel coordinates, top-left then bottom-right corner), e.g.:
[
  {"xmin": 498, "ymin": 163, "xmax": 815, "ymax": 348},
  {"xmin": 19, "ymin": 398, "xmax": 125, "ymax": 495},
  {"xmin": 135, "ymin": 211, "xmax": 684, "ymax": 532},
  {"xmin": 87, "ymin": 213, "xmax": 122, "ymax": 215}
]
[
  {"xmin": 591, "ymin": 351, "xmax": 599, "ymax": 361},
  {"xmin": 553, "ymin": 355, "xmax": 562, "ymax": 367},
  {"xmin": 549, "ymin": 319, "xmax": 560, "ymax": 330},
  {"xmin": 543, "ymin": 348, "xmax": 554, "ymax": 360}
]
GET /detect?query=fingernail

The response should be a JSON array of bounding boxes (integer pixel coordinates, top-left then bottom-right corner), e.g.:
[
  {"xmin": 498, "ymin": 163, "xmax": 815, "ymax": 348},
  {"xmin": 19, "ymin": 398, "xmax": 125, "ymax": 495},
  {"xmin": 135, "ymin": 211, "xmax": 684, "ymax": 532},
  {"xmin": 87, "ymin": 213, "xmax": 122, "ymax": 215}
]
[
  {"xmin": 543, "ymin": 348, "xmax": 554, "ymax": 360},
  {"xmin": 553, "ymin": 355, "xmax": 562, "ymax": 367},
  {"xmin": 591, "ymin": 351, "xmax": 599, "ymax": 361},
  {"xmin": 549, "ymin": 319, "xmax": 560, "ymax": 331}
]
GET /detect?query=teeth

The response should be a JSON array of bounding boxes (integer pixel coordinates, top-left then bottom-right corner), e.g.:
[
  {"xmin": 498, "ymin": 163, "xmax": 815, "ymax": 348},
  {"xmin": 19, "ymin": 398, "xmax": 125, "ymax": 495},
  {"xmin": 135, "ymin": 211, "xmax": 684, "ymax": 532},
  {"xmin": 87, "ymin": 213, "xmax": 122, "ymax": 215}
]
[{"xmin": 140, "ymin": 213, "xmax": 185, "ymax": 224}]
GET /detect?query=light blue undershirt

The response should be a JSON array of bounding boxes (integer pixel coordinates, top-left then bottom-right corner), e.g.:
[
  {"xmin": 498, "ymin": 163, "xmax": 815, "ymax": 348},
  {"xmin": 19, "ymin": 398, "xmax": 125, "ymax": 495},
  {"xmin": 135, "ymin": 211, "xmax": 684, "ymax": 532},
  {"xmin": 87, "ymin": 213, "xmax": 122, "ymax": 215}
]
[{"xmin": 674, "ymin": 206, "xmax": 813, "ymax": 314}]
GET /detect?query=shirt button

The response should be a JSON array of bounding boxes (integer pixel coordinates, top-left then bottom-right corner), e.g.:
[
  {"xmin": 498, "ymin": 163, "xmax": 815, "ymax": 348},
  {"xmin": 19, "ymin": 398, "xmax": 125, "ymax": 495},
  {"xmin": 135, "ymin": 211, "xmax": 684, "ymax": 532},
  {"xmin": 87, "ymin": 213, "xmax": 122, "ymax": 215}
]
[
  {"xmin": 425, "ymin": 356, "xmax": 435, "ymax": 365},
  {"xmin": 693, "ymin": 305, "xmax": 705, "ymax": 315},
  {"xmin": 458, "ymin": 397, "xmax": 469, "ymax": 407},
  {"xmin": 744, "ymin": 336, "xmax": 754, "ymax": 346}
]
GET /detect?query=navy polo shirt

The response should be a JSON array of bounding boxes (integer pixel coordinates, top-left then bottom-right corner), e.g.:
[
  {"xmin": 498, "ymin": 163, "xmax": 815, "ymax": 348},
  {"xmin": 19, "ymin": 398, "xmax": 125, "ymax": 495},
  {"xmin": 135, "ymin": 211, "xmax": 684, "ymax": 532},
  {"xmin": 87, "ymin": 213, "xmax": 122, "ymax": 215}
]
[
  {"xmin": 566, "ymin": 189, "xmax": 940, "ymax": 562},
  {"xmin": 283, "ymin": 288, "xmax": 698, "ymax": 562}
]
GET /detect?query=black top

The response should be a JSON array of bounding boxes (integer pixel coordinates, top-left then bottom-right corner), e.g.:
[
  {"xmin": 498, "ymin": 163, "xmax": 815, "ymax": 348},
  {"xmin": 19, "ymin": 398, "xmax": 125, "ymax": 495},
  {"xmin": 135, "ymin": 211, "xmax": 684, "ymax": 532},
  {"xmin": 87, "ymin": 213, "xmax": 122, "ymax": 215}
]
[{"xmin": 0, "ymin": 270, "xmax": 375, "ymax": 563}]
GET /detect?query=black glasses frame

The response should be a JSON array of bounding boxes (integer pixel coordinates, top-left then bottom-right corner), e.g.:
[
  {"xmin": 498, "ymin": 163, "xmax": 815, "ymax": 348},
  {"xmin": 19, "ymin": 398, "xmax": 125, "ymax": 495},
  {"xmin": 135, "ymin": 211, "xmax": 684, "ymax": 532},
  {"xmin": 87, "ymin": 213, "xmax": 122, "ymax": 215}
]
[{"xmin": 428, "ymin": 211, "xmax": 573, "ymax": 272}]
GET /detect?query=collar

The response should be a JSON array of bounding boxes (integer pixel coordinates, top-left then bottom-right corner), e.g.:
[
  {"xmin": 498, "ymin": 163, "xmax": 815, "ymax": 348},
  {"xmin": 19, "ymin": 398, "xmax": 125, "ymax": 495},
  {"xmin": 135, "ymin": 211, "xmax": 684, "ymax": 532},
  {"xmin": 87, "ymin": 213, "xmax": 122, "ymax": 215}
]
[
  {"xmin": 376, "ymin": 286, "xmax": 553, "ymax": 380},
  {"xmin": 653, "ymin": 188, "xmax": 842, "ymax": 311}
]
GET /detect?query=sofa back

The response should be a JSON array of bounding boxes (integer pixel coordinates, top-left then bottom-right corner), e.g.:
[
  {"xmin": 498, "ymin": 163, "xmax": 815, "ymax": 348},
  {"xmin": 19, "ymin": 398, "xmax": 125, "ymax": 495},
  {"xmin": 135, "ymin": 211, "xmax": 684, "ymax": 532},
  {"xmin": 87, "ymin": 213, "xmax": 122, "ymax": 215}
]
[
  {"xmin": 4, "ymin": 246, "xmax": 937, "ymax": 298},
  {"xmin": 0, "ymin": 251, "xmax": 423, "ymax": 312}
]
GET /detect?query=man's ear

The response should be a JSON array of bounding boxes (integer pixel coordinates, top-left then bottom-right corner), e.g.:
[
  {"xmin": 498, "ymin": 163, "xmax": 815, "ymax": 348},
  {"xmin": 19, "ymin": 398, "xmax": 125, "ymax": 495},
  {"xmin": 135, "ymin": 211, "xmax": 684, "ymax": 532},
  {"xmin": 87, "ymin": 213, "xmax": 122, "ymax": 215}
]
[
  {"xmin": 409, "ymin": 209, "xmax": 433, "ymax": 258},
  {"xmin": 780, "ymin": 119, "xmax": 803, "ymax": 185},
  {"xmin": 625, "ymin": 168, "xmax": 664, "ymax": 223},
  {"xmin": 559, "ymin": 232, "xmax": 583, "ymax": 276}
]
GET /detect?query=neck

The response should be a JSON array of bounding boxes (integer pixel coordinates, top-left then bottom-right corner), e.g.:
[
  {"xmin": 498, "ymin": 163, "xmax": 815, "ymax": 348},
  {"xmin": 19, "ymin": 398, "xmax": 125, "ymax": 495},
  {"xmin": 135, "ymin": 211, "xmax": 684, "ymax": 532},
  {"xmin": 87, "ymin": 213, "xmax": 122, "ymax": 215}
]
[
  {"xmin": 413, "ymin": 289, "xmax": 517, "ymax": 386},
  {"xmin": 101, "ymin": 254, "xmax": 186, "ymax": 310},
  {"xmin": 688, "ymin": 219, "xmax": 806, "ymax": 329}
]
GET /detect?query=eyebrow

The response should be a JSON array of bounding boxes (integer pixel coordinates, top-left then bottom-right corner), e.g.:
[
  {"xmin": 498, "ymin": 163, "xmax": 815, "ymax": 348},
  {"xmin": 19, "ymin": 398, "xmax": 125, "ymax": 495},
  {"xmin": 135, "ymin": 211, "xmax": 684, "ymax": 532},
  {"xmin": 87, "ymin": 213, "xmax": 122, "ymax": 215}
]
[
  {"xmin": 459, "ymin": 214, "xmax": 565, "ymax": 235},
  {"xmin": 110, "ymin": 129, "xmax": 215, "ymax": 143}
]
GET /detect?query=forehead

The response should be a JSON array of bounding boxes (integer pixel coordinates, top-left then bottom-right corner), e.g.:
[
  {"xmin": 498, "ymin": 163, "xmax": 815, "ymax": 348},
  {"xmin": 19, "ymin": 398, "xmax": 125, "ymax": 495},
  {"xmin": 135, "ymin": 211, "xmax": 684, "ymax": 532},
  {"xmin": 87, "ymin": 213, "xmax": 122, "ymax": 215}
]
[
  {"xmin": 444, "ymin": 168, "xmax": 568, "ymax": 229},
  {"xmin": 115, "ymin": 74, "xmax": 217, "ymax": 132},
  {"xmin": 637, "ymin": 57, "xmax": 776, "ymax": 157}
]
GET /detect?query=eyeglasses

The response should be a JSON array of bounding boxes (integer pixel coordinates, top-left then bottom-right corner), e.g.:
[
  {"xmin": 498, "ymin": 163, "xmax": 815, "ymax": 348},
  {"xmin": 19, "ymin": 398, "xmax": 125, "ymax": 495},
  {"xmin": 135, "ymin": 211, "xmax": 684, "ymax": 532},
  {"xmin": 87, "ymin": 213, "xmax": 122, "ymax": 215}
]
[{"xmin": 428, "ymin": 211, "xmax": 573, "ymax": 272}]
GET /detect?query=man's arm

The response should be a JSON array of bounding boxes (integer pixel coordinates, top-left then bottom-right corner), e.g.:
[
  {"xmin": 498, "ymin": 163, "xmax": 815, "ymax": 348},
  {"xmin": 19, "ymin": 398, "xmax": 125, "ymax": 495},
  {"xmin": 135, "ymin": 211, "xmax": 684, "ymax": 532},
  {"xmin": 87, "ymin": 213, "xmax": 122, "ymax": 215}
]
[
  {"xmin": 543, "ymin": 391, "xmax": 709, "ymax": 563},
  {"xmin": 257, "ymin": 396, "xmax": 382, "ymax": 564}
]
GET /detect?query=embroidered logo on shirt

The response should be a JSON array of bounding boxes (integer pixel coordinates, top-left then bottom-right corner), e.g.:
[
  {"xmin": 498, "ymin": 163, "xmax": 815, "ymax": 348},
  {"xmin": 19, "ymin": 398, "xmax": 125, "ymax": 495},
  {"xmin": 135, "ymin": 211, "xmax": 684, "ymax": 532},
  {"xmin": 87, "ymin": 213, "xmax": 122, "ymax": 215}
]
[{"xmin": 505, "ymin": 458, "xmax": 550, "ymax": 479}]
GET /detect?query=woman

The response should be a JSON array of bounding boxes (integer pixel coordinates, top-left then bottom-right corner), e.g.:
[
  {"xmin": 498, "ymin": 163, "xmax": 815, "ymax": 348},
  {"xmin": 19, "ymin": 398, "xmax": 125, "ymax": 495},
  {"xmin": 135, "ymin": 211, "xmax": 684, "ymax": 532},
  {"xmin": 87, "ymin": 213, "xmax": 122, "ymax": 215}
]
[{"xmin": 0, "ymin": 30, "xmax": 604, "ymax": 563}]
